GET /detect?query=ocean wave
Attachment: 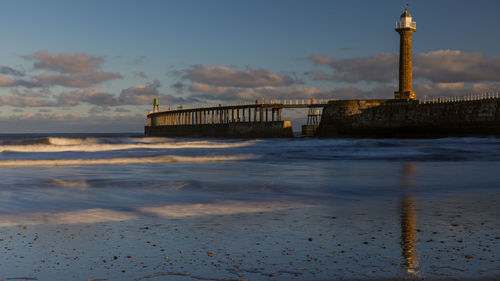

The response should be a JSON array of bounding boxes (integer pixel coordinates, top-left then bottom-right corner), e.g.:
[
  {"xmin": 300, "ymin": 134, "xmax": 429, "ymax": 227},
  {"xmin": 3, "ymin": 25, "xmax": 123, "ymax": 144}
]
[
  {"xmin": 127, "ymin": 137, "xmax": 175, "ymax": 143},
  {"xmin": 1, "ymin": 136, "xmax": 98, "ymax": 146},
  {"xmin": 0, "ymin": 138, "xmax": 258, "ymax": 153},
  {"xmin": 47, "ymin": 137, "xmax": 100, "ymax": 146},
  {"xmin": 0, "ymin": 154, "xmax": 258, "ymax": 167},
  {"xmin": 45, "ymin": 178, "xmax": 90, "ymax": 189}
]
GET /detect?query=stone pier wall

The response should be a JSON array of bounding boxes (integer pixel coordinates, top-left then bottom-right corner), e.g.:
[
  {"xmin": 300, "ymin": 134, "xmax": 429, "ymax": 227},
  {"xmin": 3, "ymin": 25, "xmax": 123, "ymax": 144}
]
[
  {"xmin": 145, "ymin": 121, "xmax": 293, "ymax": 138},
  {"xmin": 316, "ymin": 99, "xmax": 500, "ymax": 137}
]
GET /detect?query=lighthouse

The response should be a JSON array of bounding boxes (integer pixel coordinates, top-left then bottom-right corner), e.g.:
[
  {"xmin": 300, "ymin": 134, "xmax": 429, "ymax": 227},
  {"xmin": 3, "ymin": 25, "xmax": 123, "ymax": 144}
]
[{"xmin": 395, "ymin": 7, "xmax": 416, "ymax": 100}]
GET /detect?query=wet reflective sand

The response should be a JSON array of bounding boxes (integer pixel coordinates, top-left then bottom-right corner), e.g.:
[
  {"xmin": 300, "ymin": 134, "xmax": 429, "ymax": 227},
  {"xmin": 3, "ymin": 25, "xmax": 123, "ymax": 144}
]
[
  {"xmin": 0, "ymin": 136, "xmax": 499, "ymax": 280},
  {"xmin": 0, "ymin": 192, "xmax": 498, "ymax": 280}
]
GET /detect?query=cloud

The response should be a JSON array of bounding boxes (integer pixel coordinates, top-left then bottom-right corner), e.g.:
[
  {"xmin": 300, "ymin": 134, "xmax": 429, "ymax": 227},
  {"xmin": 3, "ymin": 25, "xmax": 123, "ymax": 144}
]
[
  {"xmin": 12, "ymin": 79, "xmax": 44, "ymax": 88},
  {"xmin": 119, "ymin": 81, "xmax": 194, "ymax": 106},
  {"xmin": 308, "ymin": 50, "xmax": 500, "ymax": 84},
  {"xmin": 0, "ymin": 75, "xmax": 14, "ymax": 86},
  {"xmin": 0, "ymin": 66, "xmax": 24, "ymax": 76},
  {"xmin": 414, "ymin": 50, "xmax": 500, "ymax": 83},
  {"xmin": 186, "ymin": 65, "xmax": 295, "ymax": 87},
  {"xmin": 1, "ymin": 95, "xmax": 49, "ymax": 107},
  {"xmin": 114, "ymin": 107, "xmax": 131, "ymax": 113},
  {"xmin": 0, "ymin": 88, "xmax": 57, "ymax": 107},
  {"xmin": 412, "ymin": 82, "xmax": 476, "ymax": 99},
  {"xmin": 171, "ymin": 82, "xmax": 185, "ymax": 89},
  {"xmin": 189, "ymin": 81, "xmax": 390, "ymax": 101},
  {"xmin": 34, "ymin": 72, "xmax": 122, "ymax": 88},
  {"xmin": 88, "ymin": 106, "xmax": 111, "ymax": 114},
  {"xmin": 0, "ymin": 51, "xmax": 121, "ymax": 89},
  {"xmin": 178, "ymin": 65, "xmax": 309, "ymax": 102},
  {"xmin": 305, "ymin": 70, "xmax": 330, "ymax": 81},
  {"xmin": 189, "ymin": 82, "xmax": 233, "ymax": 97},
  {"xmin": 308, "ymin": 55, "xmax": 334, "ymax": 65},
  {"xmin": 118, "ymin": 80, "xmax": 161, "ymax": 105},
  {"xmin": 10, "ymin": 88, "xmax": 52, "ymax": 97},
  {"xmin": 307, "ymin": 53, "xmax": 397, "ymax": 82},
  {"xmin": 136, "ymin": 72, "xmax": 147, "ymax": 78},
  {"xmin": 470, "ymin": 82, "xmax": 500, "ymax": 93},
  {"xmin": 56, "ymin": 81, "xmax": 192, "ymax": 107},
  {"xmin": 58, "ymin": 88, "xmax": 119, "ymax": 106},
  {"xmin": 306, "ymin": 50, "xmax": 500, "ymax": 99},
  {"xmin": 30, "ymin": 50, "xmax": 105, "ymax": 73}
]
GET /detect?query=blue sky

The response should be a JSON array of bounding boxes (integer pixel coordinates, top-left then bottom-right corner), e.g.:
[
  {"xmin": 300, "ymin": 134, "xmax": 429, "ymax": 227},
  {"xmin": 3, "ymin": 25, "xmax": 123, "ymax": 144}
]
[{"xmin": 0, "ymin": 0, "xmax": 499, "ymax": 132}]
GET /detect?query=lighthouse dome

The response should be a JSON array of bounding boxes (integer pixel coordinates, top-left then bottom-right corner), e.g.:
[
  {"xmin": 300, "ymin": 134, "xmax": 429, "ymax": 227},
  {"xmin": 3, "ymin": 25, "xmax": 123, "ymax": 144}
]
[
  {"xmin": 400, "ymin": 9, "xmax": 411, "ymax": 18},
  {"xmin": 396, "ymin": 7, "xmax": 416, "ymax": 30}
]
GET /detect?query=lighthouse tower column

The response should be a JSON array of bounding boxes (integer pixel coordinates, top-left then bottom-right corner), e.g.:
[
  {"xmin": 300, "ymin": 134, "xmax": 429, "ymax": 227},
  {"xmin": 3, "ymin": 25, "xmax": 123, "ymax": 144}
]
[{"xmin": 395, "ymin": 8, "xmax": 416, "ymax": 100}]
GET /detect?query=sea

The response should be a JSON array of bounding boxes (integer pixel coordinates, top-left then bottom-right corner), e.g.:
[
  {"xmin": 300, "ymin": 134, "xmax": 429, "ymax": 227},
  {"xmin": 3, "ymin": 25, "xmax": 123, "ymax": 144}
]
[{"xmin": 0, "ymin": 133, "xmax": 498, "ymax": 280}]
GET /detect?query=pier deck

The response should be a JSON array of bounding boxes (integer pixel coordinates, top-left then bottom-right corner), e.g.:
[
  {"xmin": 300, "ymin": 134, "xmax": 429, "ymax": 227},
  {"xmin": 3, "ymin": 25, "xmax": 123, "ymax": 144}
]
[{"xmin": 146, "ymin": 99, "xmax": 330, "ymax": 127}]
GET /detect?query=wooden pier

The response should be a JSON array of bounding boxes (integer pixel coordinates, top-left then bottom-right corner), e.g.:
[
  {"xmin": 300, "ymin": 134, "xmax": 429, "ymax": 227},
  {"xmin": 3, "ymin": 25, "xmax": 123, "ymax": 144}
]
[
  {"xmin": 147, "ymin": 104, "xmax": 284, "ymax": 127},
  {"xmin": 146, "ymin": 99, "xmax": 329, "ymax": 127},
  {"xmin": 145, "ymin": 99, "xmax": 331, "ymax": 138}
]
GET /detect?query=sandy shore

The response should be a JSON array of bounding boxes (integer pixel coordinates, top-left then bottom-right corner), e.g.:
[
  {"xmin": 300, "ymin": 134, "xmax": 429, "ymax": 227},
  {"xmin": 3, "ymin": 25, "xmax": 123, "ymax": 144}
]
[{"xmin": 0, "ymin": 192, "xmax": 498, "ymax": 280}]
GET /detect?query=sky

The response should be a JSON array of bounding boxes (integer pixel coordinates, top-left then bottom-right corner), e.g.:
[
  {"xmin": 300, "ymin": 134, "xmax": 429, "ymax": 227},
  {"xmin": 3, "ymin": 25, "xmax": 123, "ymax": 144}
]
[{"xmin": 1, "ymin": 0, "xmax": 500, "ymax": 133}]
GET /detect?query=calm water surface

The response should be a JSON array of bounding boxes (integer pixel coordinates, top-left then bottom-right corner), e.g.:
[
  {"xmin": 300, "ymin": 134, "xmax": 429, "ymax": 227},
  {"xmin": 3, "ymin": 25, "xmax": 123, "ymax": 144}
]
[{"xmin": 0, "ymin": 134, "xmax": 498, "ymax": 280}]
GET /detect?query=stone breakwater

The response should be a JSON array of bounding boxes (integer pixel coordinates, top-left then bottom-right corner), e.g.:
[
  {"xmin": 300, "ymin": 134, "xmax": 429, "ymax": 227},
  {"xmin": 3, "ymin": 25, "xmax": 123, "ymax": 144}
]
[{"xmin": 316, "ymin": 99, "xmax": 500, "ymax": 137}]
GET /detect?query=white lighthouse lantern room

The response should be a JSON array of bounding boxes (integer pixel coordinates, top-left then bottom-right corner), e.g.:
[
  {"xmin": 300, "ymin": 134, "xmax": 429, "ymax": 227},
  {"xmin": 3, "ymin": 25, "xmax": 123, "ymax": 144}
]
[{"xmin": 396, "ymin": 8, "xmax": 416, "ymax": 29}]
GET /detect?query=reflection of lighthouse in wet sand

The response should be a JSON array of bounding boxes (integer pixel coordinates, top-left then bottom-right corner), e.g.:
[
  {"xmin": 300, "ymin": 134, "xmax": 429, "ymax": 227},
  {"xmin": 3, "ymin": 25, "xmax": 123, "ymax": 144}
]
[
  {"xmin": 400, "ymin": 195, "xmax": 418, "ymax": 274},
  {"xmin": 399, "ymin": 162, "xmax": 419, "ymax": 274}
]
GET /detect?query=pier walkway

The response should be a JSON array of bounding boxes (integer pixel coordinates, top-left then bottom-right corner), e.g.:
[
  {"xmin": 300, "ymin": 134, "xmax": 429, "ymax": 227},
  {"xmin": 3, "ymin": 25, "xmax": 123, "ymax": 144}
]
[{"xmin": 147, "ymin": 99, "xmax": 331, "ymax": 127}]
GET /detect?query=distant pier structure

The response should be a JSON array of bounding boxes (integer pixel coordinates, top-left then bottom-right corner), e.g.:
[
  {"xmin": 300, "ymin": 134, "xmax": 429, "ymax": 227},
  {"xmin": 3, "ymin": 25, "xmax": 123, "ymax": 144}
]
[
  {"xmin": 145, "ymin": 99, "xmax": 329, "ymax": 138},
  {"xmin": 395, "ymin": 6, "xmax": 417, "ymax": 100}
]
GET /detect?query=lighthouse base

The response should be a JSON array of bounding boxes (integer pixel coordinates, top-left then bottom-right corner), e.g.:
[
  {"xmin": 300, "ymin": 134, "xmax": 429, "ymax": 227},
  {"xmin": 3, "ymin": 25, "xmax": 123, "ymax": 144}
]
[{"xmin": 395, "ymin": 91, "xmax": 416, "ymax": 100}]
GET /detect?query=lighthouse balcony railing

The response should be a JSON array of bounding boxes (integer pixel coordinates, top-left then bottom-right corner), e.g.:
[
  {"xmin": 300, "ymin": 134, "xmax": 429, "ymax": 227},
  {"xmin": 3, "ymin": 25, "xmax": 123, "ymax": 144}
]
[{"xmin": 395, "ymin": 21, "xmax": 416, "ymax": 29}]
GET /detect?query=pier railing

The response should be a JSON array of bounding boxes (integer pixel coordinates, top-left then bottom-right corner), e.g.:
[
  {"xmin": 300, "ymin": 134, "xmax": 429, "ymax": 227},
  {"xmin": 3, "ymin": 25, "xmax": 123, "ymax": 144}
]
[
  {"xmin": 154, "ymin": 92, "xmax": 500, "ymax": 113},
  {"xmin": 420, "ymin": 92, "xmax": 500, "ymax": 104},
  {"xmin": 154, "ymin": 98, "xmax": 335, "ymax": 113}
]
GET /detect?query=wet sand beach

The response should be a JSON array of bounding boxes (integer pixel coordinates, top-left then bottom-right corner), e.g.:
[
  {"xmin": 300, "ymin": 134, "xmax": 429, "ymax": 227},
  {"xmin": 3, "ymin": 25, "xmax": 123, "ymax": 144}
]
[{"xmin": 0, "ymin": 136, "xmax": 499, "ymax": 280}]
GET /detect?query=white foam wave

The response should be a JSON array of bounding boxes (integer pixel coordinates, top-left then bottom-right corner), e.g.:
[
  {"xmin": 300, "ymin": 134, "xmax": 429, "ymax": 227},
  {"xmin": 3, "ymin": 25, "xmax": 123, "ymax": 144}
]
[
  {"xmin": 0, "ymin": 154, "xmax": 257, "ymax": 167},
  {"xmin": 0, "ymin": 139, "xmax": 258, "ymax": 153},
  {"xmin": 127, "ymin": 137, "xmax": 174, "ymax": 143},
  {"xmin": 46, "ymin": 178, "xmax": 90, "ymax": 189},
  {"xmin": 47, "ymin": 137, "xmax": 99, "ymax": 146}
]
